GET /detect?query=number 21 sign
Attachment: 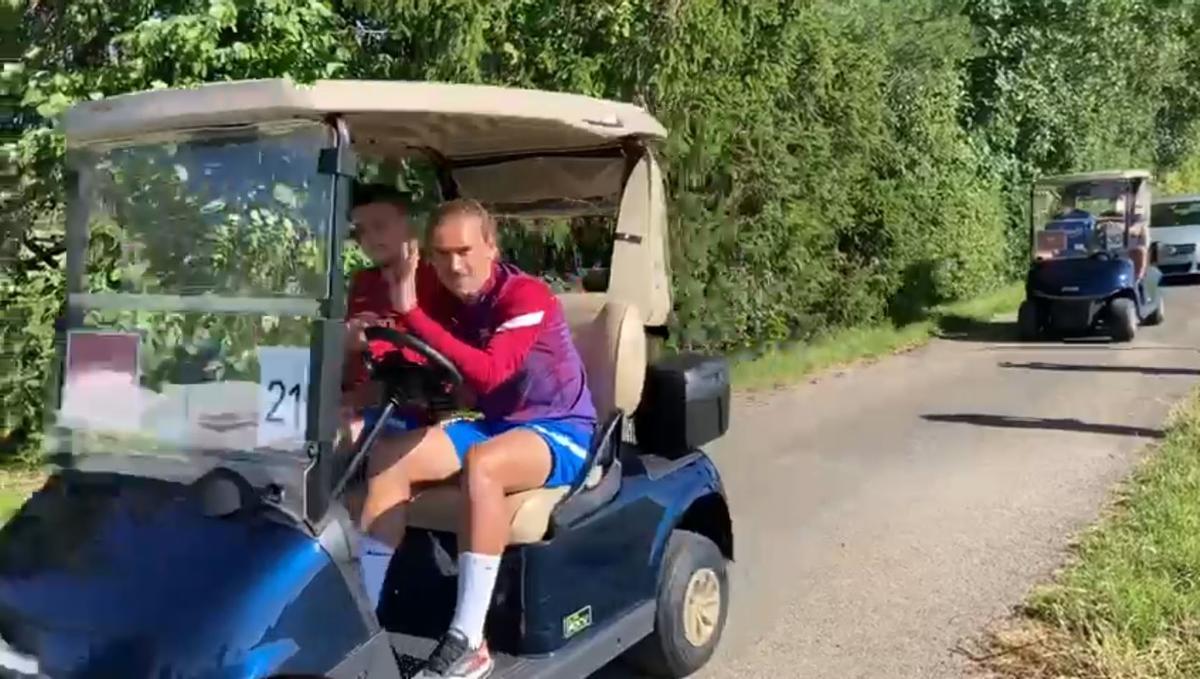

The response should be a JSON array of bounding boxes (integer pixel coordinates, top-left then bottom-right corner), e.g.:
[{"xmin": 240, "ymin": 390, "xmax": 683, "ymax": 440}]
[{"xmin": 256, "ymin": 346, "xmax": 310, "ymax": 448}]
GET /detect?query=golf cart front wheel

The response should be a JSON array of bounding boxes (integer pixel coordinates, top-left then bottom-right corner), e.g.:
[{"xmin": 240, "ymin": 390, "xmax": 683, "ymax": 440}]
[
  {"xmin": 624, "ymin": 530, "xmax": 729, "ymax": 677},
  {"xmin": 1110, "ymin": 298, "xmax": 1137, "ymax": 342},
  {"xmin": 1017, "ymin": 300, "xmax": 1040, "ymax": 340}
]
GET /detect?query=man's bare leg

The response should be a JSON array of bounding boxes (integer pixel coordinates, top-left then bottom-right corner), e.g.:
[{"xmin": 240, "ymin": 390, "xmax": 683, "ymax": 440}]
[
  {"xmin": 339, "ymin": 410, "xmax": 367, "ymax": 522},
  {"xmin": 1132, "ymin": 246, "xmax": 1148, "ymax": 281},
  {"xmin": 362, "ymin": 426, "xmax": 462, "ymax": 541},
  {"xmin": 448, "ymin": 429, "xmax": 552, "ymax": 649},
  {"xmin": 357, "ymin": 426, "xmax": 463, "ymax": 611}
]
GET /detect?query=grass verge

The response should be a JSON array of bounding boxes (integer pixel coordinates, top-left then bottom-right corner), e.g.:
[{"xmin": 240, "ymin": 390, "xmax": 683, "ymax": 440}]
[
  {"xmin": 0, "ymin": 467, "xmax": 42, "ymax": 523},
  {"xmin": 731, "ymin": 283, "xmax": 1024, "ymax": 390},
  {"xmin": 975, "ymin": 389, "xmax": 1200, "ymax": 679}
]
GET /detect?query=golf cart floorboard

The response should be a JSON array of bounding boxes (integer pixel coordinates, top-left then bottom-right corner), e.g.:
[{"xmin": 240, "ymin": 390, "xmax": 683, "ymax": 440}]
[{"xmin": 388, "ymin": 600, "xmax": 655, "ymax": 679}]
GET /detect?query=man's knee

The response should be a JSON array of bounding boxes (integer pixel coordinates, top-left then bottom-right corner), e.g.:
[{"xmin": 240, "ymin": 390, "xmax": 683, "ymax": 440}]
[
  {"xmin": 365, "ymin": 426, "xmax": 424, "ymax": 477},
  {"xmin": 460, "ymin": 431, "xmax": 553, "ymax": 497},
  {"xmin": 462, "ymin": 444, "xmax": 500, "ymax": 491},
  {"xmin": 369, "ymin": 425, "xmax": 462, "ymax": 486}
]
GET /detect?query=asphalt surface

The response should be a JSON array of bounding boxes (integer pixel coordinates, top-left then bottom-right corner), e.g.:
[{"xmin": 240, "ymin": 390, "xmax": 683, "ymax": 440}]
[{"xmin": 604, "ymin": 280, "xmax": 1200, "ymax": 678}]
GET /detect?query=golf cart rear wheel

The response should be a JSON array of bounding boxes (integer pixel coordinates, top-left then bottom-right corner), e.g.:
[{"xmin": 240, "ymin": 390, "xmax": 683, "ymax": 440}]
[
  {"xmin": 1017, "ymin": 300, "xmax": 1040, "ymax": 340},
  {"xmin": 624, "ymin": 530, "xmax": 729, "ymax": 677},
  {"xmin": 1110, "ymin": 297, "xmax": 1137, "ymax": 342}
]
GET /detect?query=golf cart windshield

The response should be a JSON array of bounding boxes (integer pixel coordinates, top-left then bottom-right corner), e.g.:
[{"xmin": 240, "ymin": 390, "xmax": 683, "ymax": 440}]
[
  {"xmin": 46, "ymin": 120, "xmax": 335, "ymax": 506},
  {"xmin": 1031, "ymin": 178, "xmax": 1145, "ymax": 261}
]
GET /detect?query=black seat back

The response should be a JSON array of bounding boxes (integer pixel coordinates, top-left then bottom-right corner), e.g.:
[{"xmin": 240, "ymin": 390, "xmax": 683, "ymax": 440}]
[{"xmin": 547, "ymin": 409, "xmax": 624, "ymax": 534}]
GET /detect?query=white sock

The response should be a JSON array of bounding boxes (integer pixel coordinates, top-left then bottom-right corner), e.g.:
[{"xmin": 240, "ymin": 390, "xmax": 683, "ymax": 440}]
[
  {"xmin": 358, "ymin": 534, "xmax": 395, "ymax": 611},
  {"xmin": 449, "ymin": 552, "xmax": 501, "ymax": 648}
]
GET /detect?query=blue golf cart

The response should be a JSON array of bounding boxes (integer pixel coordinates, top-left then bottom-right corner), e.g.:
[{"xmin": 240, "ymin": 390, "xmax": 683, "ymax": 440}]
[
  {"xmin": 1018, "ymin": 170, "xmax": 1165, "ymax": 342},
  {"xmin": 0, "ymin": 79, "xmax": 734, "ymax": 679}
]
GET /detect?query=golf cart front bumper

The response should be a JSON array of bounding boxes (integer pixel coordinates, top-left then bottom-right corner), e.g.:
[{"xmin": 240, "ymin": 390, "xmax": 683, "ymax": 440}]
[{"xmin": 1030, "ymin": 293, "xmax": 1109, "ymax": 333}]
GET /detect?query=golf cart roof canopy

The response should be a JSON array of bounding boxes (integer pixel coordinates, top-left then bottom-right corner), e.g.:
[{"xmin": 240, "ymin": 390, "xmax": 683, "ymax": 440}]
[
  {"xmin": 1035, "ymin": 170, "xmax": 1152, "ymax": 187},
  {"xmin": 62, "ymin": 78, "xmax": 668, "ymax": 156}
]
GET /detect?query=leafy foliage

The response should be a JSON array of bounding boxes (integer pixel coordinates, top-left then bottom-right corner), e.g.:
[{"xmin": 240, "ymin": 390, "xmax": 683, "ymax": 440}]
[{"xmin": 5, "ymin": 0, "xmax": 1200, "ymax": 460}]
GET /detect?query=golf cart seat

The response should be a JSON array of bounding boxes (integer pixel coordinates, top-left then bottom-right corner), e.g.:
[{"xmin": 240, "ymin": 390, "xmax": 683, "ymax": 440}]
[{"xmin": 405, "ymin": 297, "xmax": 647, "ymax": 544}]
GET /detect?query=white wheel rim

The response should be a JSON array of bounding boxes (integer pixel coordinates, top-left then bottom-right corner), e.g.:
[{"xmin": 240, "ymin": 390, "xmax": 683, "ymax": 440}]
[{"xmin": 682, "ymin": 568, "xmax": 721, "ymax": 647}]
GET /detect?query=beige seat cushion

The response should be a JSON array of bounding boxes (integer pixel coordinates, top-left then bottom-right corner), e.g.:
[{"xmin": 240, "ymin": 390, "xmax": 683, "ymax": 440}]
[
  {"xmin": 406, "ymin": 466, "xmax": 602, "ymax": 545},
  {"xmin": 404, "ymin": 296, "xmax": 647, "ymax": 544}
]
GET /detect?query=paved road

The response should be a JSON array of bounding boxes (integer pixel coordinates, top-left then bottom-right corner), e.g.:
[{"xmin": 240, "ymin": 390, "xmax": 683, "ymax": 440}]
[{"xmin": 608, "ymin": 281, "xmax": 1200, "ymax": 678}]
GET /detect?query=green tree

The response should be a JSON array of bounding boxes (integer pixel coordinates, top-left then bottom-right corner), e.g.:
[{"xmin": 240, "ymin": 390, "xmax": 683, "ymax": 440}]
[{"xmin": 7, "ymin": 0, "xmax": 1200, "ymax": 462}]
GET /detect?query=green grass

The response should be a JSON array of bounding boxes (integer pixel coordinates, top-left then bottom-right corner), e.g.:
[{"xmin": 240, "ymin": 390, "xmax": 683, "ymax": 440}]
[
  {"xmin": 0, "ymin": 468, "xmax": 41, "ymax": 523},
  {"xmin": 731, "ymin": 283, "xmax": 1024, "ymax": 390},
  {"xmin": 980, "ymin": 389, "xmax": 1200, "ymax": 679},
  {"xmin": 0, "ymin": 489, "xmax": 26, "ymax": 522}
]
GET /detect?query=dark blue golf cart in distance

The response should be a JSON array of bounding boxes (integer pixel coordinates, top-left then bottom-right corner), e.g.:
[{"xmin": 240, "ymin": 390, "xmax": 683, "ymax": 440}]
[
  {"xmin": 0, "ymin": 79, "xmax": 734, "ymax": 679},
  {"xmin": 1018, "ymin": 170, "xmax": 1165, "ymax": 342}
]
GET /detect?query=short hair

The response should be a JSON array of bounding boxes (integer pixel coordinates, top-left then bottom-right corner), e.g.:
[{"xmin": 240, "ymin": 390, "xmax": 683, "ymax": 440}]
[
  {"xmin": 348, "ymin": 183, "xmax": 412, "ymax": 242},
  {"xmin": 350, "ymin": 182, "xmax": 412, "ymax": 213},
  {"xmin": 428, "ymin": 198, "xmax": 498, "ymax": 243}
]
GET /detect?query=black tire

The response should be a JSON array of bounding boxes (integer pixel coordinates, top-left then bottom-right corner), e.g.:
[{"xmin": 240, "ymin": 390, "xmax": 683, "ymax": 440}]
[
  {"xmin": 1145, "ymin": 294, "xmax": 1165, "ymax": 326},
  {"xmin": 1110, "ymin": 297, "xmax": 1137, "ymax": 342},
  {"xmin": 1017, "ymin": 300, "xmax": 1040, "ymax": 341},
  {"xmin": 624, "ymin": 530, "xmax": 730, "ymax": 678}
]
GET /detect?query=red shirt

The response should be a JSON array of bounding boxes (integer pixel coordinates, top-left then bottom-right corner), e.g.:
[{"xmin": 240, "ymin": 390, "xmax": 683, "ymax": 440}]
[
  {"xmin": 344, "ymin": 260, "xmax": 595, "ymax": 428},
  {"xmin": 398, "ymin": 262, "xmax": 595, "ymax": 428}
]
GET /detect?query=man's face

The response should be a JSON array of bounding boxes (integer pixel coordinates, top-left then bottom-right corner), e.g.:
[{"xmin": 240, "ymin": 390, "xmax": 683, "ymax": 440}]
[
  {"xmin": 428, "ymin": 212, "xmax": 498, "ymax": 299},
  {"xmin": 351, "ymin": 202, "xmax": 412, "ymax": 266}
]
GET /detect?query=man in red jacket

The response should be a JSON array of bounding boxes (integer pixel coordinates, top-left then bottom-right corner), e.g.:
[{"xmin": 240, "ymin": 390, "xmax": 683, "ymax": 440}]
[{"xmin": 356, "ymin": 199, "xmax": 597, "ymax": 679}]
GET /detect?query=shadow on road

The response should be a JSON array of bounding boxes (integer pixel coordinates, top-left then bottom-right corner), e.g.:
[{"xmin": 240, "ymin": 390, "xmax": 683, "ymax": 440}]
[
  {"xmin": 936, "ymin": 315, "xmax": 1017, "ymax": 343},
  {"xmin": 984, "ymin": 343, "xmax": 1199, "ymax": 352},
  {"xmin": 935, "ymin": 320, "xmax": 1149, "ymax": 346},
  {"xmin": 998, "ymin": 361, "xmax": 1200, "ymax": 377},
  {"xmin": 590, "ymin": 661, "xmax": 651, "ymax": 679},
  {"xmin": 921, "ymin": 413, "xmax": 1164, "ymax": 439},
  {"xmin": 1160, "ymin": 274, "xmax": 1200, "ymax": 288}
]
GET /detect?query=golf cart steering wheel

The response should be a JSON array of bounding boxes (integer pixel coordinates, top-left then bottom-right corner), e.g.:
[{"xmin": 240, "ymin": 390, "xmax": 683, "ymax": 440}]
[{"xmin": 361, "ymin": 326, "xmax": 463, "ymax": 389}]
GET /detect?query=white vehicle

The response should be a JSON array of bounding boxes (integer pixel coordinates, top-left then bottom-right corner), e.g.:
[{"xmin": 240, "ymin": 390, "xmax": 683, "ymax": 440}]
[{"xmin": 1151, "ymin": 194, "xmax": 1200, "ymax": 279}]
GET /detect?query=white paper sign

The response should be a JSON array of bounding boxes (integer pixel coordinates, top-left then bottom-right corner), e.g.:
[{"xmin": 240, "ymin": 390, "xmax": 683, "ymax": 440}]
[{"xmin": 256, "ymin": 346, "xmax": 310, "ymax": 448}]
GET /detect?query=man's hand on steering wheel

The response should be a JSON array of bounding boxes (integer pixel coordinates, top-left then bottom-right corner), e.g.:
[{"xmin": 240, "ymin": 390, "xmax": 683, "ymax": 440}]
[{"xmin": 360, "ymin": 326, "xmax": 464, "ymax": 414}]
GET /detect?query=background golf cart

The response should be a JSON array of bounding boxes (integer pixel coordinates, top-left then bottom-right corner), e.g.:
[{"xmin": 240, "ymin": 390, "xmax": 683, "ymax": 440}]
[
  {"xmin": 1018, "ymin": 170, "xmax": 1164, "ymax": 342},
  {"xmin": 0, "ymin": 79, "xmax": 733, "ymax": 679},
  {"xmin": 1150, "ymin": 194, "xmax": 1200, "ymax": 280}
]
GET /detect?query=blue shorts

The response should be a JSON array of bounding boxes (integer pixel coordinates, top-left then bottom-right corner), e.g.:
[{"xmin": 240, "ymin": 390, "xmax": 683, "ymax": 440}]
[
  {"xmin": 359, "ymin": 407, "xmax": 592, "ymax": 489},
  {"xmin": 361, "ymin": 406, "xmax": 423, "ymax": 437}
]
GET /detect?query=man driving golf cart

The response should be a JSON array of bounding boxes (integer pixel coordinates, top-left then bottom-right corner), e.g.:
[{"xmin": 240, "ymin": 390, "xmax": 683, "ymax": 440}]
[
  {"xmin": 341, "ymin": 183, "xmax": 429, "ymax": 428},
  {"xmin": 8, "ymin": 79, "xmax": 732, "ymax": 679},
  {"xmin": 348, "ymin": 197, "xmax": 598, "ymax": 679}
]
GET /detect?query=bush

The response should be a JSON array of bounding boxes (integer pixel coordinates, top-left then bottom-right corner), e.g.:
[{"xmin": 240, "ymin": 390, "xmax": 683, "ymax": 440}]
[{"xmin": 4, "ymin": 0, "xmax": 1200, "ymax": 460}]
